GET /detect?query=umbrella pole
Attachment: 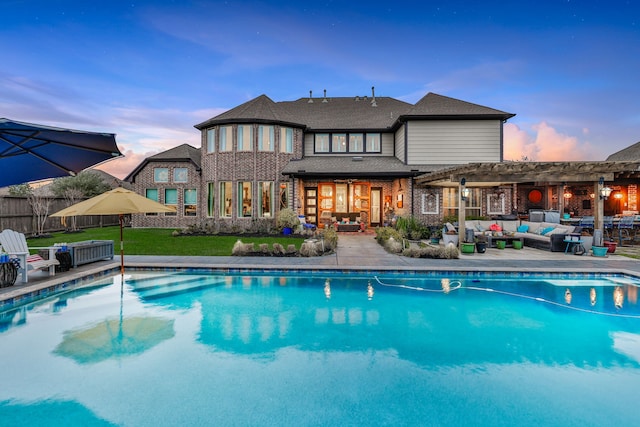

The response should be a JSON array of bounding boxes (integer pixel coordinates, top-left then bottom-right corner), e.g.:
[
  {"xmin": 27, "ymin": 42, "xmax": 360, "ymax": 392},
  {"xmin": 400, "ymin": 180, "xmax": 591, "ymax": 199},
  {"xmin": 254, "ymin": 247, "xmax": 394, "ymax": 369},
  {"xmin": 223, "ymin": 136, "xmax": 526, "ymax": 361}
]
[{"xmin": 119, "ymin": 214, "xmax": 124, "ymax": 275}]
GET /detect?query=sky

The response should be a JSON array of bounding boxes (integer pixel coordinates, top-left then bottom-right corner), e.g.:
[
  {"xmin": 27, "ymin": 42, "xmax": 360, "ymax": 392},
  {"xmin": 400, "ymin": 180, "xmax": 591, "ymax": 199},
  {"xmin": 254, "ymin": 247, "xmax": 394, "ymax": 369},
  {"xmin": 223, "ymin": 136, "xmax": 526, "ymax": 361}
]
[{"xmin": 2, "ymin": 0, "xmax": 639, "ymax": 179}]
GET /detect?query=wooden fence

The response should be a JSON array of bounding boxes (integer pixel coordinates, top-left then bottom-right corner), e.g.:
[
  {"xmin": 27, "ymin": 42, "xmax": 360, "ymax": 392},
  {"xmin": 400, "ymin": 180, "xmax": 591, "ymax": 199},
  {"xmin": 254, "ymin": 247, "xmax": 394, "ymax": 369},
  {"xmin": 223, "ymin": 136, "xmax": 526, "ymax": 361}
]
[{"xmin": 0, "ymin": 196, "xmax": 120, "ymax": 236}]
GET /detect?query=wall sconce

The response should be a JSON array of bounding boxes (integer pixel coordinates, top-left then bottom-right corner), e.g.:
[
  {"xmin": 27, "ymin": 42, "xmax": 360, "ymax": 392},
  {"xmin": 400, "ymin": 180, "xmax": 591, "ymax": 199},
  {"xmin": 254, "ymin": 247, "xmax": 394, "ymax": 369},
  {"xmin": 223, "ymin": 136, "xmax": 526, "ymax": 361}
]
[
  {"xmin": 460, "ymin": 178, "xmax": 470, "ymax": 202},
  {"xmin": 563, "ymin": 187, "xmax": 573, "ymax": 199},
  {"xmin": 599, "ymin": 177, "xmax": 612, "ymax": 200},
  {"xmin": 396, "ymin": 193, "xmax": 403, "ymax": 208}
]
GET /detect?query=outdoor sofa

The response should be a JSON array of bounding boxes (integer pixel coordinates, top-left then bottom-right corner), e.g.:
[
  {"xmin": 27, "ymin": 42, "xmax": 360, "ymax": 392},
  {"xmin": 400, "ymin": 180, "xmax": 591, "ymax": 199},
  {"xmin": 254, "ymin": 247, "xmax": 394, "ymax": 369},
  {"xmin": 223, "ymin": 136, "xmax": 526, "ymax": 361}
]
[
  {"xmin": 466, "ymin": 219, "xmax": 579, "ymax": 251},
  {"xmin": 331, "ymin": 212, "xmax": 365, "ymax": 232}
]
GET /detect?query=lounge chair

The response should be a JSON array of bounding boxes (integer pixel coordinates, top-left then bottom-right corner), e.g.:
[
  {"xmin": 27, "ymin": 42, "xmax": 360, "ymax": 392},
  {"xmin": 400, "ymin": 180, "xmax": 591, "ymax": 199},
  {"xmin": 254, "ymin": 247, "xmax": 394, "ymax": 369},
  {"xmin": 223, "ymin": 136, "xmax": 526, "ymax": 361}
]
[
  {"xmin": 617, "ymin": 216, "xmax": 637, "ymax": 246},
  {"xmin": 0, "ymin": 229, "xmax": 59, "ymax": 283}
]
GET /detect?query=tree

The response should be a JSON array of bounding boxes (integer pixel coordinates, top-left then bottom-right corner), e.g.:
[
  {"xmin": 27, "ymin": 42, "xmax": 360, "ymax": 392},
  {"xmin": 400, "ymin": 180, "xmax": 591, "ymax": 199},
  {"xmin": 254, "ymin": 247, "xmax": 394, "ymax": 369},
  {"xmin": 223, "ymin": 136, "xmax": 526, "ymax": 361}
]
[
  {"xmin": 29, "ymin": 186, "xmax": 53, "ymax": 236},
  {"xmin": 50, "ymin": 171, "xmax": 112, "ymax": 231},
  {"xmin": 8, "ymin": 183, "xmax": 32, "ymax": 196}
]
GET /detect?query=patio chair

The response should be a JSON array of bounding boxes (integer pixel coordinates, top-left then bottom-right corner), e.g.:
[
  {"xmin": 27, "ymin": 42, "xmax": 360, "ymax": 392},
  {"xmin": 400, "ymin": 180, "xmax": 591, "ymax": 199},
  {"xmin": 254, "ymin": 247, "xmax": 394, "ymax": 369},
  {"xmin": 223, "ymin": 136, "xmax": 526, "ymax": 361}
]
[
  {"xmin": 0, "ymin": 229, "xmax": 59, "ymax": 283},
  {"xmin": 603, "ymin": 216, "xmax": 614, "ymax": 240},
  {"xmin": 578, "ymin": 216, "xmax": 594, "ymax": 233},
  {"xmin": 298, "ymin": 215, "xmax": 317, "ymax": 234},
  {"xmin": 617, "ymin": 216, "xmax": 637, "ymax": 246}
]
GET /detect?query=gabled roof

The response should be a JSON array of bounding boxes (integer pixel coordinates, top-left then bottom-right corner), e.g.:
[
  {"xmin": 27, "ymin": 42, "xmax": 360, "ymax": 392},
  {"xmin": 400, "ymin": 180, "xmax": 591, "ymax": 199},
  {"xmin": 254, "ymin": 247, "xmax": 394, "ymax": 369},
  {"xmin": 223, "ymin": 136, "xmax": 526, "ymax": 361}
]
[
  {"xmin": 124, "ymin": 144, "xmax": 201, "ymax": 183},
  {"xmin": 607, "ymin": 141, "xmax": 640, "ymax": 161},
  {"xmin": 195, "ymin": 92, "xmax": 515, "ymax": 132},
  {"xmin": 195, "ymin": 95, "xmax": 302, "ymax": 129},
  {"xmin": 404, "ymin": 93, "xmax": 516, "ymax": 120},
  {"xmin": 281, "ymin": 156, "xmax": 432, "ymax": 178}
]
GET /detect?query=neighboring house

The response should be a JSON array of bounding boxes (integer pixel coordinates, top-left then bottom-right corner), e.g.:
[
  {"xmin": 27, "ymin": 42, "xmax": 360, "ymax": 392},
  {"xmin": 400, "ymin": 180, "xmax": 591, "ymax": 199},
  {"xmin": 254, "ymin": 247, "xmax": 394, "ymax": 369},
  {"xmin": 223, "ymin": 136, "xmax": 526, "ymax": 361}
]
[
  {"xmin": 607, "ymin": 141, "xmax": 640, "ymax": 161},
  {"xmin": 126, "ymin": 144, "xmax": 202, "ymax": 228},
  {"xmin": 126, "ymin": 90, "xmax": 515, "ymax": 229}
]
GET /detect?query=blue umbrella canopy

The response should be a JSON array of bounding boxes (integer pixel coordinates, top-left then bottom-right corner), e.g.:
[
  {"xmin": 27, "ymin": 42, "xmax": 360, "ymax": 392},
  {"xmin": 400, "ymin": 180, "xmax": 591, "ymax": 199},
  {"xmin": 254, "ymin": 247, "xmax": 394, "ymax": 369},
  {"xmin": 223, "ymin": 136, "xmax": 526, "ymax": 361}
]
[{"xmin": 0, "ymin": 118, "xmax": 122, "ymax": 187}]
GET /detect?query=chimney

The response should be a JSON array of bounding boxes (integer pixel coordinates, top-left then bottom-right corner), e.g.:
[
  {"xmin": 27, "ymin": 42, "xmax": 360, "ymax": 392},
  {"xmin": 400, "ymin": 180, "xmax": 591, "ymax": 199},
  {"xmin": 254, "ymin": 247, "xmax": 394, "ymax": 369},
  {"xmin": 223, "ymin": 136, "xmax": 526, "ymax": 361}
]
[
  {"xmin": 371, "ymin": 86, "xmax": 377, "ymax": 107},
  {"xmin": 308, "ymin": 90, "xmax": 313, "ymax": 103},
  {"xmin": 322, "ymin": 89, "xmax": 328, "ymax": 103}
]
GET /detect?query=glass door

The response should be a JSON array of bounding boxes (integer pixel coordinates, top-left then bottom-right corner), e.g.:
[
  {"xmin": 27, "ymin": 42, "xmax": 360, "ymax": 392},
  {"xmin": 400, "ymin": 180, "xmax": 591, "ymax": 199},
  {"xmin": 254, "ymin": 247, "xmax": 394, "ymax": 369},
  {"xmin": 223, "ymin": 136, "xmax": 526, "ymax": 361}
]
[
  {"xmin": 304, "ymin": 188, "xmax": 317, "ymax": 225},
  {"xmin": 370, "ymin": 188, "xmax": 381, "ymax": 226}
]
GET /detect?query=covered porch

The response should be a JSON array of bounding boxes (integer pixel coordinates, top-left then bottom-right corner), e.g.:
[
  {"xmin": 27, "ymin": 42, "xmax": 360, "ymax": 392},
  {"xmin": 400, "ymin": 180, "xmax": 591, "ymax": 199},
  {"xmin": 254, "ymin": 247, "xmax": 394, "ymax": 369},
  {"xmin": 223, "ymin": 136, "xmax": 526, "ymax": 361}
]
[{"xmin": 415, "ymin": 161, "xmax": 640, "ymax": 248}]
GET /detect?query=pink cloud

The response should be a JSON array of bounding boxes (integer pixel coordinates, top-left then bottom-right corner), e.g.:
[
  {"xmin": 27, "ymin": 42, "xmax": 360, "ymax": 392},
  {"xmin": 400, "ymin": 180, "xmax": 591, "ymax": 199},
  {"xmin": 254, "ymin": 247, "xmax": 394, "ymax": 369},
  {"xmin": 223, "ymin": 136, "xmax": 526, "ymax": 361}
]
[
  {"xmin": 504, "ymin": 122, "xmax": 599, "ymax": 162},
  {"xmin": 94, "ymin": 146, "xmax": 160, "ymax": 180}
]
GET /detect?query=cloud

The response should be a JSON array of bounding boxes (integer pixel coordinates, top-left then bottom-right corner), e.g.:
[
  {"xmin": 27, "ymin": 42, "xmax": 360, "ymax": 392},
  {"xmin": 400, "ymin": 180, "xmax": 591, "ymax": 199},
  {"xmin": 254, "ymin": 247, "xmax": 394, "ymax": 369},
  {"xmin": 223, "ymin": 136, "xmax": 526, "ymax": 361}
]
[{"xmin": 504, "ymin": 122, "xmax": 600, "ymax": 162}]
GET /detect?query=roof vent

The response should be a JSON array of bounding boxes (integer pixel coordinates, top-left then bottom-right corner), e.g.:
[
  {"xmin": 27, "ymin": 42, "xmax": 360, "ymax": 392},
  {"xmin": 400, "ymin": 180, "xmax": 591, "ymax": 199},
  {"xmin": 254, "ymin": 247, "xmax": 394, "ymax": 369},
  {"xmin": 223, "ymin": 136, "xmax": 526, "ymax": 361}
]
[
  {"xmin": 355, "ymin": 96, "xmax": 360, "ymax": 101},
  {"xmin": 322, "ymin": 89, "xmax": 328, "ymax": 103},
  {"xmin": 352, "ymin": 156, "xmax": 363, "ymax": 162},
  {"xmin": 371, "ymin": 86, "xmax": 377, "ymax": 107},
  {"xmin": 308, "ymin": 90, "xmax": 313, "ymax": 103}
]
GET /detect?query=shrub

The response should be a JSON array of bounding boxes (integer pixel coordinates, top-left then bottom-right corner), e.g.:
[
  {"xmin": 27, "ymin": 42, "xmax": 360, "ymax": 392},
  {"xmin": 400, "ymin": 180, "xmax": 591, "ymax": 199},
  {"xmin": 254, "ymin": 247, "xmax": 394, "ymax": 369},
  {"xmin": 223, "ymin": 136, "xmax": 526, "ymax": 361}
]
[
  {"xmin": 272, "ymin": 243, "xmax": 285, "ymax": 255},
  {"xmin": 321, "ymin": 228, "xmax": 338, "ymax": 251},
  {"xmin": 384, "ymin": 237, "xmax": 403, "ymax": 253},
  {"xmin": 258, "ymin": 243, "xmax": 270, "ymax": 255},
  {"xmin": 276, "ymin": 208, "xmax": 300, "ymax": 230},
  {"xmin": 286, "ymin": 244, "xmax": 298, "ymax": 255},
  {"xmin": 300, "ymin": 241, "xmax": 323, "ymax": 257}
]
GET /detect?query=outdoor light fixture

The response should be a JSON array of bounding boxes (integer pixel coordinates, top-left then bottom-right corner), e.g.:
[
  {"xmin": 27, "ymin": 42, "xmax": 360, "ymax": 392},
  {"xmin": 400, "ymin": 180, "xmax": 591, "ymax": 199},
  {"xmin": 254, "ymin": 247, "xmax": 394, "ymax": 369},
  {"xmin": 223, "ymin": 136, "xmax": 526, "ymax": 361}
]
[
  {"xmin": 563, "ymin": 187, "xmax": 573, "ymax": 199},
  {"xmin": 599, "ymin": 177, "xmax": 612, "ymax": 200},
  {"xmin": 460, "ymin": 178, "xmax": 470, "ymax": 201}
]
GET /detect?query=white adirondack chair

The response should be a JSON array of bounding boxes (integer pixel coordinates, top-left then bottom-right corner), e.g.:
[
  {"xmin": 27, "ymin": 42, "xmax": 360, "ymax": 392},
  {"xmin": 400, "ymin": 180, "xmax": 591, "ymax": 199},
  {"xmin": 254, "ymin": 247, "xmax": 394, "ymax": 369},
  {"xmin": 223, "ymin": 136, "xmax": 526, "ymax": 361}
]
[{"xmin": 0, "ymin": 229, "xmax": 59, "ymax": 283}]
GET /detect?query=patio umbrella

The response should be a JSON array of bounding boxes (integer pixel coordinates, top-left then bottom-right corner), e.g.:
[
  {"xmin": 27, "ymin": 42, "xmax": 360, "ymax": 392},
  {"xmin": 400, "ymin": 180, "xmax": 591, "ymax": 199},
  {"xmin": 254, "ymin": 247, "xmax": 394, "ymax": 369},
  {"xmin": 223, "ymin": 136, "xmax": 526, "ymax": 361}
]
[
  {"xmin": 0, "ymin": 118, "xmax": 122, "ymax": 187},
  {"xmin": 54, "ymin": 314, "xmax": 175, "ymax": 364},
  {"xmin": 51, "ymin": 187, "xmax": 176, "ymax": 273}
]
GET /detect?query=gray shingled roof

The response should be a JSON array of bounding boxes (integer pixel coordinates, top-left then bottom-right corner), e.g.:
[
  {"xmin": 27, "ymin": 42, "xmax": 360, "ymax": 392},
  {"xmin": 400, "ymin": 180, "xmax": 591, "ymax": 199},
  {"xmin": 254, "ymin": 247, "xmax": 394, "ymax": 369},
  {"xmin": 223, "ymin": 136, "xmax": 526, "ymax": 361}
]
[
  {"xmin": 406, "ymin": 93, "xmax": 516, "ymax": 119},
  {"xmin": 281, "ymin": 156, "xmax": 434, "ymax": 178},
  {"xmin": 124, "ymin": 143, "xmax": 201, "ymax": 182},
  {"xmin": 195, "ymin": 92, "xmax": 515, "ymax": 132},
  {"xmin": 607, "ymin": 141, "xmax": 640, "ymax": 161}
]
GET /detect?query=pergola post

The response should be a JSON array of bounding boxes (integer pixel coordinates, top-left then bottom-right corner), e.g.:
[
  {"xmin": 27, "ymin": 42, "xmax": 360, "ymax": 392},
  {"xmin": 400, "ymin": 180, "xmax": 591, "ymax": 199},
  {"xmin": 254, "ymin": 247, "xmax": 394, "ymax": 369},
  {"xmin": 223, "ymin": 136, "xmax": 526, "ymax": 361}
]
[
  {"xmin": 594, "ymin": 179, "xmax": 605, "ymax": 246},
  {"xmin": 458, "ymin": 179, "xmax": 466, "ymax": 249}
]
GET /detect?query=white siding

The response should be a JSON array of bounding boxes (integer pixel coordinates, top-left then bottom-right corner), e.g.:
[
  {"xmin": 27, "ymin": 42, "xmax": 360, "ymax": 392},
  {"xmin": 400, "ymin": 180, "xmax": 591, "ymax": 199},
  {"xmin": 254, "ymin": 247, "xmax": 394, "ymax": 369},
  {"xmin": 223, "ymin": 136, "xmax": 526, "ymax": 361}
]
[
  {"xmin": 304, "ymin": 134, "xmax": 315, "ymax": 156},
  {"xmin": 406, "ymin": 120, "xmax": 502, "ymax": 164},
  {"xmin": 394, "ymin": 125, "xmax": 405, "ymax": 162}
]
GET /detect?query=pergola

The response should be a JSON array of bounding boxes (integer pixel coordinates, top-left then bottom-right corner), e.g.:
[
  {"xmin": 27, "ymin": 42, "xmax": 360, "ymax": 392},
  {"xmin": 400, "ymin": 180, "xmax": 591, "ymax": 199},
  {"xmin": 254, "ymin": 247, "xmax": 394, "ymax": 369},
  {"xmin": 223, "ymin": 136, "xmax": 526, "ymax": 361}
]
[{"xmin": 415, "ymin": 161, "xmax": 640, "ymax": 247}]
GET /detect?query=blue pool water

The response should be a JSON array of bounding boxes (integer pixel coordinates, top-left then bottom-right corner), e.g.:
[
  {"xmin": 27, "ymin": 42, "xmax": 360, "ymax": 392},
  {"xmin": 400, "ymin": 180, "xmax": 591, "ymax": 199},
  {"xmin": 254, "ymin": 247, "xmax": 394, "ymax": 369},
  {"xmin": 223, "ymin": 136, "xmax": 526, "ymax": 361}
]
[{"xmin": 1, "ymin": 270, "xmax": 640, "ymax": 426}]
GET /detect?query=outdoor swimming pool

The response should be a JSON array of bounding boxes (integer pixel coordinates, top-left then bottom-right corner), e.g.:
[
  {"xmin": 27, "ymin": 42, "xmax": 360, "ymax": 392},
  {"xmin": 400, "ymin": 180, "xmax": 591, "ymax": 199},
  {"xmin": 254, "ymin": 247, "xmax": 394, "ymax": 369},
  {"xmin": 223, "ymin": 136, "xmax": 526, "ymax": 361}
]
[{"xmin": 1, "ymin": 269, "xmax": 640, "ymax": 426}]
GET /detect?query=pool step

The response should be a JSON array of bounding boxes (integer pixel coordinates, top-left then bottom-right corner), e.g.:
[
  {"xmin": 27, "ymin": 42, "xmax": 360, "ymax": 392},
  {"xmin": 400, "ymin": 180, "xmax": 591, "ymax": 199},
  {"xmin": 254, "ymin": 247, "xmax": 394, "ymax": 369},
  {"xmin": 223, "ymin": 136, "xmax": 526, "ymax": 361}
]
[{"xmin": 129, "ymin": 274, "xmax": 228, "ymax": 300}]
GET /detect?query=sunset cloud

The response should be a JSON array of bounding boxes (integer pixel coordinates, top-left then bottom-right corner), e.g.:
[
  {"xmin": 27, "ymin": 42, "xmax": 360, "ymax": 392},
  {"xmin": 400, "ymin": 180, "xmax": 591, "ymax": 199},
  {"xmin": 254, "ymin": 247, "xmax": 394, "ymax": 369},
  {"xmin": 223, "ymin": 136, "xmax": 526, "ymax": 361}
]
[{"xmin": 504, "ymin": 122, "xmax": 599, "ymax": 162}]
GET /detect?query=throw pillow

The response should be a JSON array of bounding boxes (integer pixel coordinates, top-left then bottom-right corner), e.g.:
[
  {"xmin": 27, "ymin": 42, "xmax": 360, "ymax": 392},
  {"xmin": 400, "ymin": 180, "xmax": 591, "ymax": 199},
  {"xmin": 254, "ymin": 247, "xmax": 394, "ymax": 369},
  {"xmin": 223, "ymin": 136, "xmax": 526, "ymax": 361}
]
[
  {"xmin": 541, "ymin": 227, "xmax": 555, "ymax": 235},
  {"xmin": 475, "ymin": 224, "xmax": 485, "ymax": 232},
  {"xmin": 342, "ymin": 217, "xmax": 350, "ymax": 224},
  {"xmin": 517, "ymin": 225, "xmax": 529, "ymax": 232}
]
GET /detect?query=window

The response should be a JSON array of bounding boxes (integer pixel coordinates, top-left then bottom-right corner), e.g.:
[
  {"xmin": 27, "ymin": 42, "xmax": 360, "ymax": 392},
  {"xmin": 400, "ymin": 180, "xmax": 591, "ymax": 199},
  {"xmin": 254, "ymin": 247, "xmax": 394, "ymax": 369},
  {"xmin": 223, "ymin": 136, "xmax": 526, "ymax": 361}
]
[
  {"xmin": 146, "ymin": 189, "xmax": 159, "ymax": 216},
  {"xmin": 207, "ymin": 183, "xmax": 215, "ymax": 217},
  {"xmin": 258, "ymin": 182, "xmax": 274, "ymax": 218},
  {"xmin": 349, "ymin": 134, "xmax": 364, "ymax": 152},
  {"xmin": 366, "ymin": 134, "xmax": 381, "ymax": 152},
  {"xmin": 220, "ymin": 181, "xmax": 232, "ymax": 217},
  {"xmin": 332, "ymin": 134, "xmax": 347, "ymax": 153},
  {"xmin": 237, "ymin": 125, "xmax": 253, "ymax": 151},
  {"xmin": 184, "ymin": 189, "xmax": 197, "ymax": 216},
  {"xmin": 219, "ymin": 126, "xmax": 232, "ymax": 152},
  {"xmin": 335, "ymin": 184, "xmax": 348, "ymax": 212},
  {"xmin": 258, "ymin": 125, "xmax": 274, "ymax": 151},
  {"xmin": 315, "ymin": 134, "xmax": 330, "ymax": 153},
  {"xmin": 238, "ymin": 181, "xmax": 252, "ymax": 217},
  {"xmin": 174, "ymin": 168, "xmax": 188, "ymax": 183},
  {"xmin": 279, "ymin": 183, "xmax": 289, "ymax": 210},
  {"xmin": 280, "ymin": 127, "xmax": 293, "ymax": 153},
  {"xmin": 442, "ymin": 188, "xmax": 481, "ymax": 217},
  {"xmin": 206, "ymin": 128, "xmax": 216, "ymax": 153},
  {"xmin": 421, "ymin": 192, "xmax": 439, "ymax": 214},
  {"xmin": 165, "ymin": 189, "xmax": 177, "ymax": 216},
  {"xmin": 154, "ymin": 168, "xmax": 168, "ymax": 183}
]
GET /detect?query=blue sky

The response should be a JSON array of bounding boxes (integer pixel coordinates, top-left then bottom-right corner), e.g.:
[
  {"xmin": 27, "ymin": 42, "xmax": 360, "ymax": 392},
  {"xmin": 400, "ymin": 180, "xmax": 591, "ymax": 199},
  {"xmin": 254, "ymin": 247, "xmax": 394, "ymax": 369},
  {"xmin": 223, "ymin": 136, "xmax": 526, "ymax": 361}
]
[{"xmin": 2, "ymin": 0, "xmax": 639, "ymax": 178}]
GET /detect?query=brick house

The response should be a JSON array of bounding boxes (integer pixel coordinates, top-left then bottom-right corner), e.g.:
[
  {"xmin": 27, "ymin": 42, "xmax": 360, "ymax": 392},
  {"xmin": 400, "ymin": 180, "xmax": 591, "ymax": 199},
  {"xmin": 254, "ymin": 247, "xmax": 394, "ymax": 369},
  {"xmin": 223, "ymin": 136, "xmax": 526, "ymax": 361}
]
[{"xmin": 126, "ymin": 90, "xmax": 515, "ymax": 229}]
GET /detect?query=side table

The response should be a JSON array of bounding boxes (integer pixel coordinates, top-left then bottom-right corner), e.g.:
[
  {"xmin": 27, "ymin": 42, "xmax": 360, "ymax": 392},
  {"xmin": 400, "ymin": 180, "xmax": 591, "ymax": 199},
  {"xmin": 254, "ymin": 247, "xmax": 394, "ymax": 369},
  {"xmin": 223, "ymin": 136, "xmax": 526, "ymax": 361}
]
[{"xmin": 564, "ymin": 238, "xmax": 585, "ymax": 255}]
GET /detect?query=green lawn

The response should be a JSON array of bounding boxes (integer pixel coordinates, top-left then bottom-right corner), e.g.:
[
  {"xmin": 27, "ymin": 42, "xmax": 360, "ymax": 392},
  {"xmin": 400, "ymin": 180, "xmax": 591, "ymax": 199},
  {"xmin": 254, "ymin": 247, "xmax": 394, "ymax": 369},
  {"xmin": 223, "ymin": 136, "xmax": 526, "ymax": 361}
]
[{"xmin": 27, "ymin": 227, "xmax": 306, "ymax": 256}]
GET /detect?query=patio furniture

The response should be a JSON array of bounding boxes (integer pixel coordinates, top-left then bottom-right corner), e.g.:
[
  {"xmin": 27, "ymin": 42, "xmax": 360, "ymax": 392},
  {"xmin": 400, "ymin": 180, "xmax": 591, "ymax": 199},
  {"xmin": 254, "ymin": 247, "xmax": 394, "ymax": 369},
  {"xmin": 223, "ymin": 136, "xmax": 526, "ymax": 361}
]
[
  {"xmin": 67, "ymin": 240, "xmax": 115, "ymax": 268},
  {"xmin": 0, "ymin": 229, "xmax": 59, "ymax": 283},
  {"xmin": 487, "ymin": 235, "xmax": 523, "ymax": 248},
  {"xmin": 603, "ymin": 216, "xmax": 614, "ymax": 240},
  {"xmin": 617, "ymin": 216, "xmax": 637, "ymax": 246},
  {"xmin": 298, "ymin": 215, "xmax": 317, "ymax": 234},
  {"xmin": 578, "ymin": 216, "xmax": 594, "ymax": 233}
]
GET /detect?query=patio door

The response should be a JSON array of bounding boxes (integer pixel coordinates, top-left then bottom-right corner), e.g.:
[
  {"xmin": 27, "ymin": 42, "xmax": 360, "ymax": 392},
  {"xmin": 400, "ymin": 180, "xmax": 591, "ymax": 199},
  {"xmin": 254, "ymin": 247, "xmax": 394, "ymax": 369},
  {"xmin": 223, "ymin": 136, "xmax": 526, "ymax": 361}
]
[
  {"xmin": 304, "ymin": 187, "xmax": 317, "ymax": 225},
  {"xmin": 370, "ymin": 188, "xmax": 381, "ymax": 227}
]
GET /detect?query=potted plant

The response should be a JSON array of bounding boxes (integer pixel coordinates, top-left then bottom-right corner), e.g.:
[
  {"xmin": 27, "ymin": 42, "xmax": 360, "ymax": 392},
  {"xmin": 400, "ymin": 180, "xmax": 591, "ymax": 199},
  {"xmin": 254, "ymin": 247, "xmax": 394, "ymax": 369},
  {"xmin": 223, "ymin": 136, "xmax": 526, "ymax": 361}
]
[
  {"xmin": 475, "ymin": 235, "xmax": 487, "ymax": 253},
  {"xmin": 430, "ymin": 227, "xmax": 442, "ymax": 244},
  {"xmin": 442, "ymin": 229, "xmax": 459, "ymax": 246},
  {"xmin": 603, "ymin": 239, "xmax": 617, "ymax": 253},
  {"xmin": 276, "ymin": 208, "xmax": 300, "ymax": 235}
]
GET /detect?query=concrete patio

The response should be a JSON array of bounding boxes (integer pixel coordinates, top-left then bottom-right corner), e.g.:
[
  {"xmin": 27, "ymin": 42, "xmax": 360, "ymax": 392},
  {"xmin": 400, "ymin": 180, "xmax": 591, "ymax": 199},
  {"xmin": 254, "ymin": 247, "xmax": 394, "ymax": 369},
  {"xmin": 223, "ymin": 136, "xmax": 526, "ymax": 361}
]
[{"xmin": 2, "ymin": 233, "xmax": 639, "ymax": 305}]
